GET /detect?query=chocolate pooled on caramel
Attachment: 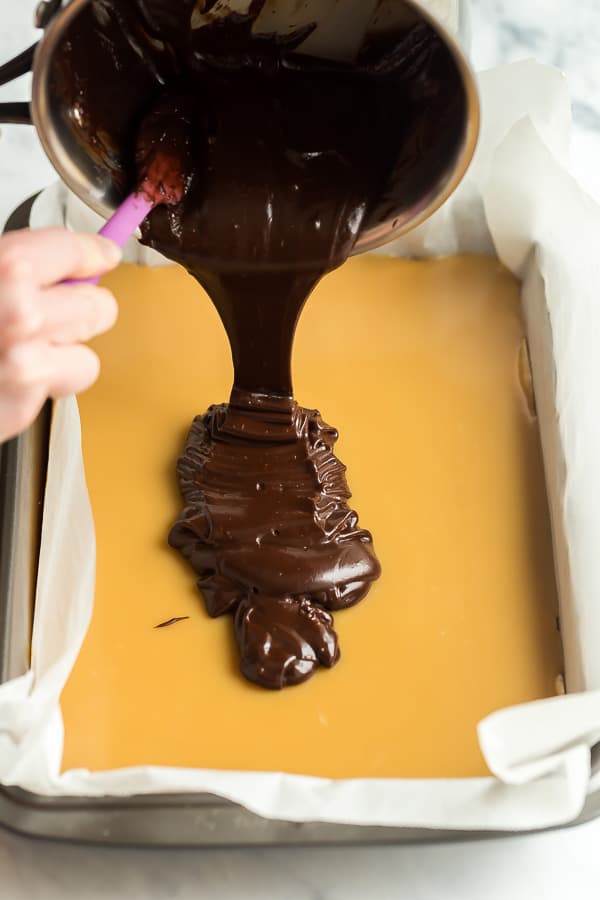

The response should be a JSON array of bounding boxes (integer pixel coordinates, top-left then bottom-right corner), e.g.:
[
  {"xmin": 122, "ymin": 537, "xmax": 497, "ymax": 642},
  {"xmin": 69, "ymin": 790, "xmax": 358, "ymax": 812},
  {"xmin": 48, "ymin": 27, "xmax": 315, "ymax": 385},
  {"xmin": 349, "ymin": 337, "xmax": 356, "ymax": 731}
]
[
  {"xmin": 68, "ymin": 0, "xmax": 459, "ymax": 688},
  {"xmin": 169, "ymin": 392, "xmax": 379, "ymax": 688}
]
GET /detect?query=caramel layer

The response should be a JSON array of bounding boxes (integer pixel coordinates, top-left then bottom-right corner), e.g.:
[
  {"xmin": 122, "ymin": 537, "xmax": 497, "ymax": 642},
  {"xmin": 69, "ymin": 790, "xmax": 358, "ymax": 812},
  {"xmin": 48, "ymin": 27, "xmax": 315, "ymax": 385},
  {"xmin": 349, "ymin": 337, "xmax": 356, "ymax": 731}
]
[{"xmin": 61, "ymin": 254, "xmax": 563, "ymax": 779}]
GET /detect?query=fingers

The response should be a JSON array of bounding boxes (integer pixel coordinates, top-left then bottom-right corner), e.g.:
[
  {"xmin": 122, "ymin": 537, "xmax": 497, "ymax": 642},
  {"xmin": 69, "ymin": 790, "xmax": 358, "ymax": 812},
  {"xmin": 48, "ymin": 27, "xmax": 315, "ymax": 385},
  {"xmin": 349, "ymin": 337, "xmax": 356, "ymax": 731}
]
[
  {"xmin": 0, "ymin": 228, "xmax": 121, "ymax": 443},
  {"xmin": 0, "ymin": 276, "xmax": 43, "ymax": 346},
  {"xmin": 46, "ymin": 344, "xmax": 101, "ymax": 397},
  {"xmin": 0, "ymin": 282, "xmax": 119, "ymax": 348},
  {"xmin": 0, "ymin": 343, "xmax": 99, "ymax": 444},
  {"xmin": 0, "ymin": 228, "xmax": 121, "ymax": 289},
  {"xmin": 0, "ymin": 228, "xmax": 121, "ymax": 346},
  {"xmin": 0, "ymin": 340, "xmax": 100, "ymax": 396},
  {"xmin": 0, "ymin": 336, "xmax": 103, "ymax": 443},
  {"xmin": 38, "ymin": 284, "xmax": 119, "ymax": 345}
]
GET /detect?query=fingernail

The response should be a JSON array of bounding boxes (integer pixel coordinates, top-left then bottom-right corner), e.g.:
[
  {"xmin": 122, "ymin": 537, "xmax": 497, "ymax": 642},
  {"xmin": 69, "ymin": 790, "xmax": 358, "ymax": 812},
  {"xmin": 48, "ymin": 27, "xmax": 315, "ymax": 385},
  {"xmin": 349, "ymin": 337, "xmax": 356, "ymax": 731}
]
[{"xmin": 91, "ymin": 236, "xmax": 122, "ymax": 267}]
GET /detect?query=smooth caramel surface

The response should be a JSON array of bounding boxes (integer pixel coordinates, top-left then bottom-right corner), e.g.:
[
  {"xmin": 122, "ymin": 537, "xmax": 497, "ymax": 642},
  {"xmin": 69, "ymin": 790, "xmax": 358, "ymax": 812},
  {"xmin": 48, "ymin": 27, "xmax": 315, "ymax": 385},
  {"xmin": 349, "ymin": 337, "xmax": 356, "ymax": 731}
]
[{"xmin": 61, "ymin": 255, "xmax": 563, "ymax": 779}]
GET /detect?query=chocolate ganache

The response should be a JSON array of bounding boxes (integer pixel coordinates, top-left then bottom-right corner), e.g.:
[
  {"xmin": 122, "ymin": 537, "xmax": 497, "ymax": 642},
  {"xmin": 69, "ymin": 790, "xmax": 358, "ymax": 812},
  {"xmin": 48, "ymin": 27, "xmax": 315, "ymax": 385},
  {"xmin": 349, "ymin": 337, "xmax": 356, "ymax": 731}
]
[{"xmin": 59, "ymin": 0, "xmax": 461, "ymax": 688}]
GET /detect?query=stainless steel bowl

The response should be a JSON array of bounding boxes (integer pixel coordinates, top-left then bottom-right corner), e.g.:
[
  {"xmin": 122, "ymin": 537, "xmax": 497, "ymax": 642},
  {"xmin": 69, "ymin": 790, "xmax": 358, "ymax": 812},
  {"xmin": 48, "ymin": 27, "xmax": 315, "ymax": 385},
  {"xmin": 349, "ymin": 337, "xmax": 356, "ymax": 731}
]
[{"xmin": 4, "ymin": 0, "xmax": 480, "ymax": 254}]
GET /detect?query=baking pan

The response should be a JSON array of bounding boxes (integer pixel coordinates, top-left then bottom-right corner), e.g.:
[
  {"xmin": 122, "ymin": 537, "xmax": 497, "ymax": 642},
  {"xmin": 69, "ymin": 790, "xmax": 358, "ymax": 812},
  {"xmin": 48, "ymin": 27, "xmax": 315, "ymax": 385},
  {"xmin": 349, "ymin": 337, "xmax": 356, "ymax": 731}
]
[
  {"xmin": 0, "ymin": 196, "xmax": 49, "ymax": 687},
  {"xmin": 1, "ymin": 197, "xmax": 599, "ymax": 847}
]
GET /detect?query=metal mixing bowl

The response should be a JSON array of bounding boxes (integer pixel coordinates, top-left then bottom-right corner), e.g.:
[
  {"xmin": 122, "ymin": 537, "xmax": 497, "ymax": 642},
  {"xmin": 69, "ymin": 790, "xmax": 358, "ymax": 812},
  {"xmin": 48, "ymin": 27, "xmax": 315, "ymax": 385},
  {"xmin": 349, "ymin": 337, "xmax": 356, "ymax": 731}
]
[{"xmin": 2, "ymin": 0, "xmax": 479, "ymax": 254}]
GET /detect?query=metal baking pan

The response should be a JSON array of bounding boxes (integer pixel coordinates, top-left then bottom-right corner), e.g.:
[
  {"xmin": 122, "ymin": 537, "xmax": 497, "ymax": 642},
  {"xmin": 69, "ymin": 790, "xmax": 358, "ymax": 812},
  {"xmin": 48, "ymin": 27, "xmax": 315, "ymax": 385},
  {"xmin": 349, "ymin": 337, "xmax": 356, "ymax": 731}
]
[{"xmin": 1, "ymin": 197, "xmax": 599, "ymax": 847}]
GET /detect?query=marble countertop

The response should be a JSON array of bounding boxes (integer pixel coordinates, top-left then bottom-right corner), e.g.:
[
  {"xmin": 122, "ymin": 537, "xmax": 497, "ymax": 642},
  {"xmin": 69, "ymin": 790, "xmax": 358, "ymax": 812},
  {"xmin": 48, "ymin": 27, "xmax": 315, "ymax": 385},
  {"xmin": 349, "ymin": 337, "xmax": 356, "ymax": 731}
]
[{"xmin": 1, "ymin": 1, "xmax": 600, "ymax": 898}]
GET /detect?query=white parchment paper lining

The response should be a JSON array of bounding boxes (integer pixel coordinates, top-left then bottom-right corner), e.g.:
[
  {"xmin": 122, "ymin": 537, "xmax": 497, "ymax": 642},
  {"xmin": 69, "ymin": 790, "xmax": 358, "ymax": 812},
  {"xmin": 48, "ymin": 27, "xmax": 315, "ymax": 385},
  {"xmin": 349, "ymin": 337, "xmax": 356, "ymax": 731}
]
[{"xmin": 2, "ymin": 61, "xmax": 600, "ymax": 832}]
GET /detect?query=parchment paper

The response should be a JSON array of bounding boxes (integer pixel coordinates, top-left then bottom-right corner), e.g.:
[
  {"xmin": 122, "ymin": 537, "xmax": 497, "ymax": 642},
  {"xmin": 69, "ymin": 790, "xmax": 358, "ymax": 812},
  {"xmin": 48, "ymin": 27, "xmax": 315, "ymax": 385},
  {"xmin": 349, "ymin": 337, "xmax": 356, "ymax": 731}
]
[{"xmin": 2, "ymin": 60, "xmax": 600, "ymax": 831}]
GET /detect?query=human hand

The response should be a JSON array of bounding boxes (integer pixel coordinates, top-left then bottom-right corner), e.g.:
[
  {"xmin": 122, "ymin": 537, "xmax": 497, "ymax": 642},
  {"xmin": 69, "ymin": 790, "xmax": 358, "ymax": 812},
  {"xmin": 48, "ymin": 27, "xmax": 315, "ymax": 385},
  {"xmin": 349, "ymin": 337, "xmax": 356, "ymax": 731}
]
[{"xmin": 0, "ymin": 228, "xmax": 121, "ymax": 444}]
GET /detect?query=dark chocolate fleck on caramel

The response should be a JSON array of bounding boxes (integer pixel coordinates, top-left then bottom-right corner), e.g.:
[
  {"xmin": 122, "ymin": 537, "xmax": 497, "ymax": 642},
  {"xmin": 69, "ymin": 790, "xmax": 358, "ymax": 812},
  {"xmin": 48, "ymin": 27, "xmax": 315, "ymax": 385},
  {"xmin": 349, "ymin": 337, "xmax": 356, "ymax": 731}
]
[{"xmin": 155, "ymin": 616, "xmax": 191, "ymax": 629}]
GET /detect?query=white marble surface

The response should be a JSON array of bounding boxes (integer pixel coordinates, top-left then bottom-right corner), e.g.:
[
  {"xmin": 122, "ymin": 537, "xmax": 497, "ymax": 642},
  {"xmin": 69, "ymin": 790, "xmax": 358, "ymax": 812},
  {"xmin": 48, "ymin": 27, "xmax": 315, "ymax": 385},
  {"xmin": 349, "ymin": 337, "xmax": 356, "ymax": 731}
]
[{"xmin": 2, "ymin": 1, "xmax": 600, "ymax": 897}]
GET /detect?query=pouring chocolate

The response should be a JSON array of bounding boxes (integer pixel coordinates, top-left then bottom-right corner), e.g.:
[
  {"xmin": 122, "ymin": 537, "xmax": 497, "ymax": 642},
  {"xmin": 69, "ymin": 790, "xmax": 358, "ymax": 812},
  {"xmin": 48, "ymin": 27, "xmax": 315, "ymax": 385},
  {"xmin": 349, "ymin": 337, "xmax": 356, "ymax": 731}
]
[
  {"xmin": 2, "ymin": 0, "xmax": 480, "ymax": 688},
  {"xmin": 25, "ymin": 0, "xmax": 478, "ymax": 251},
  {"xmin": 133, "ymin": 2, "xmax": 395, "ymax": 687}
]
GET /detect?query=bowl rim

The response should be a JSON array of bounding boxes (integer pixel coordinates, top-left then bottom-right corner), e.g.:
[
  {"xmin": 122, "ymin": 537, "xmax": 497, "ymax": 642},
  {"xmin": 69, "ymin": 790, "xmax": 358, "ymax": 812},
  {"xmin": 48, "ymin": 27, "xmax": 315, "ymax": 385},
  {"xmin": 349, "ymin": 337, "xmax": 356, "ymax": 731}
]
[{"xmin": 31, "ymin": 0, "xmax": 480, "ymax": 253}]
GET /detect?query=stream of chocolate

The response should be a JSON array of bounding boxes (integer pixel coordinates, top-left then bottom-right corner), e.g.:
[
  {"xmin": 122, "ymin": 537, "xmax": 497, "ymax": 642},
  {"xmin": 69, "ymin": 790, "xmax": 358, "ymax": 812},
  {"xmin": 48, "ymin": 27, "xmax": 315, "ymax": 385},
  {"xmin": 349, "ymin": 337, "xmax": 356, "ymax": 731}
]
[
  {"xmin": 147, "ymin": 41, "xmax": 385, "ymax": 689},
  {"xmin": 61, "ymin": 1, "xmax": 461, "ymax": 688}
]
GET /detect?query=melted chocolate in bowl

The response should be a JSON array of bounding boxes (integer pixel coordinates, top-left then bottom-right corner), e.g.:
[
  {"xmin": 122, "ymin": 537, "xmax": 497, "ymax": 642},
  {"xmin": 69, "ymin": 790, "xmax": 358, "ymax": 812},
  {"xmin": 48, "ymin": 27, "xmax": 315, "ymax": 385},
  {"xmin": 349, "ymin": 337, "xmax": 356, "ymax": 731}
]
[{"xmin": 63, "ymin": 0, "xmax": 462, "ymax": 688}]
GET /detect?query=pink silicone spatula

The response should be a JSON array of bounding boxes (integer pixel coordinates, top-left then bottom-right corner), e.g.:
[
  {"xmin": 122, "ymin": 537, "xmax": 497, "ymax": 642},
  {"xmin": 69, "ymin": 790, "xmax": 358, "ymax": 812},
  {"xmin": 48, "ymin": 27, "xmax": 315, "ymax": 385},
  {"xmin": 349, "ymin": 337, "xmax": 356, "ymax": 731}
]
[{"xmin": 65, "ymin": 142, "xmax": 186, "ymax": 286}]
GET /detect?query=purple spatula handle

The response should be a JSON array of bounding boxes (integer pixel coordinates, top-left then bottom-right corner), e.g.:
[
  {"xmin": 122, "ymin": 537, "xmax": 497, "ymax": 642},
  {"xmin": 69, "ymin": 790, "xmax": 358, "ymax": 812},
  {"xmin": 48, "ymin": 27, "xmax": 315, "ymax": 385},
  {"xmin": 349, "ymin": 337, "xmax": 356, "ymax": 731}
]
[{"xmin": 63, "ymin": 192, "xmax": 155, "ymax": 286}]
